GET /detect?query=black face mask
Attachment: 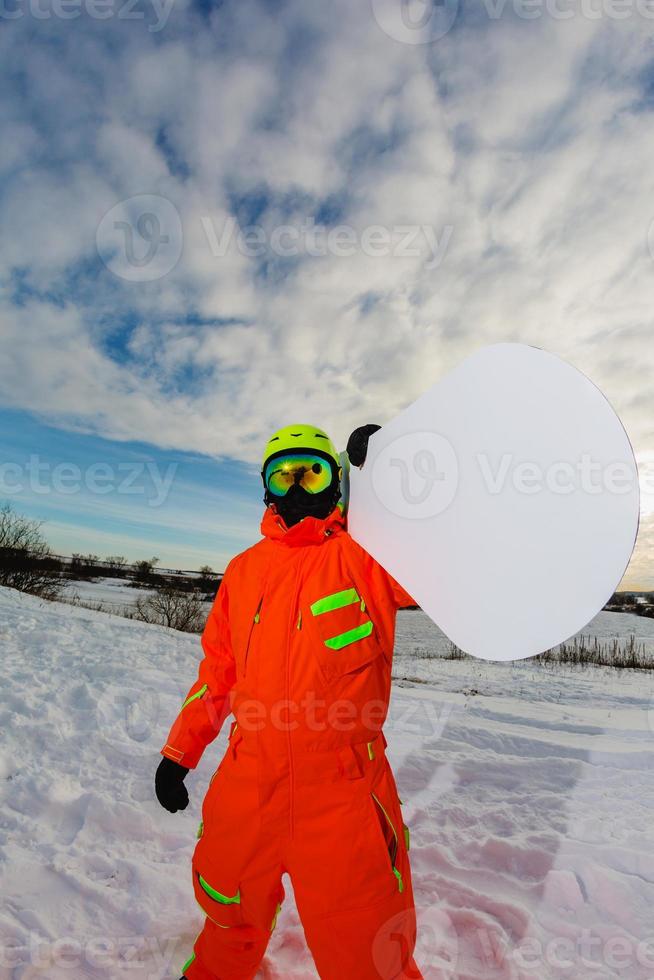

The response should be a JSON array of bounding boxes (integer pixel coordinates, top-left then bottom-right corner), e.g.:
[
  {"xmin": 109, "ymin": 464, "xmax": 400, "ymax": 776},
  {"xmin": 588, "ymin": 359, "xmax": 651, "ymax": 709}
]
[{"xmin": 266, "ymin": 481, "xmax": 341, "ymax": 527}]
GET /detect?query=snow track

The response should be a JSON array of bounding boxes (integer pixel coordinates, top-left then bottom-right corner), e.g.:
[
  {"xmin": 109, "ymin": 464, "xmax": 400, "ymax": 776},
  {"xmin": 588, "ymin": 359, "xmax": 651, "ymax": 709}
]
[{"xmin": 1, "ymin": 588, "xmax": 653, "ymax": 979}]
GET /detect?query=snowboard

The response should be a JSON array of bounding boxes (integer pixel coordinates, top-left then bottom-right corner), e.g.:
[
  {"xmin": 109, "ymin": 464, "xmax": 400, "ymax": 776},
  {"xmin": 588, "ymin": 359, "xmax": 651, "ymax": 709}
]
[{"xmin": 346, "ymin": 343, "xmax": 640, "ymax": 662}]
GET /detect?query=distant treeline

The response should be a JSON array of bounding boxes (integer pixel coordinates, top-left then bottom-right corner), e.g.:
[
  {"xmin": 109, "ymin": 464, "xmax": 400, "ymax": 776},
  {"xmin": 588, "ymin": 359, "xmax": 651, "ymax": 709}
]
[
  {"xmin": 605, "ymin": 591, "xmax": 654, "ymax": 618},
  {"xmin": 0, "ymin": 502, "xmax": 222, "ymax": 602}
]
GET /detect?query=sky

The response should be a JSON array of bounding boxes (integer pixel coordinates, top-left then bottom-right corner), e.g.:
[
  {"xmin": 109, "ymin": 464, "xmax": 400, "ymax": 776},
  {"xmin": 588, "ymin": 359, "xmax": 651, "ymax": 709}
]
[{"xmin": 0, "ymin": 0, "xmax": 653, "ymax": 584}]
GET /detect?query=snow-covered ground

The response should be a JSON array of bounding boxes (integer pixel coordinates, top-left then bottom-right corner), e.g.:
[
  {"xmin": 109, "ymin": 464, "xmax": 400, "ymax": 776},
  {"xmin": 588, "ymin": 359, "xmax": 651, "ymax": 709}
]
[
  {"xmin": 1, "ymin": 587, "xmax": 653, "ymax": 979},
  {"xmin": 61, "ymin": 577, "xmax": 155, "ymax": 614}
]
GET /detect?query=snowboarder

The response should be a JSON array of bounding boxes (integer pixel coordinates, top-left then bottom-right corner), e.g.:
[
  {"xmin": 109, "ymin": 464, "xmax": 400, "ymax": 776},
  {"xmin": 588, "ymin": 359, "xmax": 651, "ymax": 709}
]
[{"xmin": 155, "ymin": 423, "xmax": 423, "ymax": 979}]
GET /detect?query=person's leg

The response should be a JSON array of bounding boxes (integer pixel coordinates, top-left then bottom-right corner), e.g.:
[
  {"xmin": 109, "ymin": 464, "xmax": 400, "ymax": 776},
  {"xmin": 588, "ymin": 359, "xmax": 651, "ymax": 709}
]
[
  {"xmin": 288, "ymin": 742, "xmax": 423, "ymax": 979},
  {"xmin": 182, "ymin": 914, "xmax": 280, "ymax": 980},
  {"xmin": 181, "ymin": 731, "xmax": 286, "ymax": 980}
]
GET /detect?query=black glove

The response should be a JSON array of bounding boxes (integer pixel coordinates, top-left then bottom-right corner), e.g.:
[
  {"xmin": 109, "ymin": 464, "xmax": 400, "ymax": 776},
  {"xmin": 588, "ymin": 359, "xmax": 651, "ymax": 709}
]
[
  {"xmin": 346, "ymin": 424, "xmax": 381, "ymax": 467},
  {"xmin": 155, "ymin": 756, "xmax": 190, "ymax": 813}
]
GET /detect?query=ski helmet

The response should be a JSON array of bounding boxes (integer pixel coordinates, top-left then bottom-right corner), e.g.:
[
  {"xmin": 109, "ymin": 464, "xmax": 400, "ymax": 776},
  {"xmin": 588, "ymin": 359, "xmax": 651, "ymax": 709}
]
[
  {"xmin": 261, "ymin": 424, "xmax": 340, "ymax": 469},
  {"xmin": 261, "ymin": 424, "xmax": 342, "ymax": 526}
]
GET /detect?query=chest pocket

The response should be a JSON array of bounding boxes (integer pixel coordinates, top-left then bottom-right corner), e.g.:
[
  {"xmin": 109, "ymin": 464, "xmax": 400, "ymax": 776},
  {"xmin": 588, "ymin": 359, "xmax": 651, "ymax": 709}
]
[{"xmin": 307, "ymin": 584, "xmax": 381, "ymax": 681}]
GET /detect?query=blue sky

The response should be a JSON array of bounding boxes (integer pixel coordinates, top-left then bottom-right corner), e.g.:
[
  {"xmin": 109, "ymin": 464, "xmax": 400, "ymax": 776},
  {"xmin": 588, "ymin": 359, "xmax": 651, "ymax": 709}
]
[
  {"xmin": 0, "ymin": 408, "xmax": 263, "ymax": 569},
  {"xmin": 0, "ymin": 0, "xmax": 653, "ymax": 582}
]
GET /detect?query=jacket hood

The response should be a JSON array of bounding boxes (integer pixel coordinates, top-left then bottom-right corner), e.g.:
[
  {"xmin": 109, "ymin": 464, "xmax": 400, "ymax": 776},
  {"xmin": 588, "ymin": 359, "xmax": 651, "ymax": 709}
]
[{"xmin": 261, "ymin": 504, "xmax": 346, "ymax": 546}]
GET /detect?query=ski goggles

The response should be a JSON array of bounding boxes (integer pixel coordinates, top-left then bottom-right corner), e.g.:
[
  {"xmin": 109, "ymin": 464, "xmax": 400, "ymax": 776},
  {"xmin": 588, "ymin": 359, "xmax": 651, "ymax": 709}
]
[{"xmin": 264, "ymin": 453, "xmax": 335, "ymax": 496}]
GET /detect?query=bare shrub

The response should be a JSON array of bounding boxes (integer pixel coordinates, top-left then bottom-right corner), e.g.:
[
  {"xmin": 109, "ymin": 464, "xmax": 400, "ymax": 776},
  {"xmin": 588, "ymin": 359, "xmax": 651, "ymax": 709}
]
[
  {"xmin": 534, "ymin": 633, "xmax": 651, "ymax": 670},
  {"xmin": 133, "ymin": 587, "xmax": 207, "ymax": 633},
  {"xmin": 0, "ymin": 503, "xmax": 62, "ymax": 600},
  {"xmin": 134, "ymin": 557, "xmax": 160, "ymax": 584},
  {"xmin": 444, "ymin": 642, "xmax": 470, "ymax": 660},
  {"xmin": 105, "ymin": 555, "xmax": 128, "ymax": 576}
]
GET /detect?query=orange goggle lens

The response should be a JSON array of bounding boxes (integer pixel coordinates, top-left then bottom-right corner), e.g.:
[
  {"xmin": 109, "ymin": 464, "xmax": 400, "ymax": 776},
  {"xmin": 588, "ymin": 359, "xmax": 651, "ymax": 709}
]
[{"xmin": 264, "ymin": 454, "xmax": 334, "ymax": 496}]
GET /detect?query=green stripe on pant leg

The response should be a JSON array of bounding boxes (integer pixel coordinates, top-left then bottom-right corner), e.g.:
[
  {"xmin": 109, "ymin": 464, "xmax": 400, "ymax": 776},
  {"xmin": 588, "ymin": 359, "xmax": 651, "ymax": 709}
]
[
  {"xmin": 198, "ymin": 874, "xmax": 241, "ymax": 905},
  {"xmin": 182, "ymin": 951, "xmax": 195, "ymax": 973}
]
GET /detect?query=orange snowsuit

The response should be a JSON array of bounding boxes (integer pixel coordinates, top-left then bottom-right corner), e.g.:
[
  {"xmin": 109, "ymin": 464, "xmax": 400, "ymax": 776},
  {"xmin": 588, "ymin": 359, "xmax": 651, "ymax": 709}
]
[{"xmin": 162, "ymin": 505, "xmax": 423, "ymax": 980}]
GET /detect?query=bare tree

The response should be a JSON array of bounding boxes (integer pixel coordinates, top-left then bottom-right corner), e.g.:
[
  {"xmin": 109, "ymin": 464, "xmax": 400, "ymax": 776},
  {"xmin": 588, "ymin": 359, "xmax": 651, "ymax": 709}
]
[
  {"xmin": 198, "ymin": 564, "xmax": 221, "ymax": 597},
  {"xmin": 70, "ymin": 553, "xmax": 103, "ymax": 579},
  {"xmin": 133, "ymin": 587, "xmax": 207, "ymax": 633},
  {"xmin": 105, "ymin": 555, "xmax": 128, "ymax": 576},
  {"xmin": 0, "ymin": 503, "xmax": 62, "ymax": 600},
  {"xmin": 134, "ymin": 557, "xmax": 160, "ymax": 583}
]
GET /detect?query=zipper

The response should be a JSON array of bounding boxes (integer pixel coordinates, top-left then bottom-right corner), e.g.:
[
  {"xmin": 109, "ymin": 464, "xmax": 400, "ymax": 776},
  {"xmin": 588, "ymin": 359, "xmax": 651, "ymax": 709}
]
[
  {"xmin": 371, "ymin": 791, "xmax": 404, "ymax": 893},
  {"xmin": 287, "ymin": 561, "xmax": 303, "ymax": 838},
  {"xmin": 243, "ymin": 596, "xmax": 263, "ymax": 674}
]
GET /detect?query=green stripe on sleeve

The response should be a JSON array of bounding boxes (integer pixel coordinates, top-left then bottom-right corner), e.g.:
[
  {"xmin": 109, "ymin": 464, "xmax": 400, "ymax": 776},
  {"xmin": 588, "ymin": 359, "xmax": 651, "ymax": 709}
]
[{"xmin": 182, "ymin": 683, "xmax": 208, "ymax": 710}]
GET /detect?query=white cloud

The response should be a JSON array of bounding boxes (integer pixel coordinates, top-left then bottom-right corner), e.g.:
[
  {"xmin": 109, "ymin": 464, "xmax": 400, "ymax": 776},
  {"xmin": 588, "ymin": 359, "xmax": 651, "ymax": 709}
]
[{"xmin": 0, "ymin": 1, "xmax": 652, "ymax": 582}]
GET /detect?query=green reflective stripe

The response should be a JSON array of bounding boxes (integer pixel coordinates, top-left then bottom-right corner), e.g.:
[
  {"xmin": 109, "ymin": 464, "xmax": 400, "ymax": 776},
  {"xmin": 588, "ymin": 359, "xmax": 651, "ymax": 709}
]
[
  {"xmin": 182, "ymin": 952, "xmax": 196, "ymax": 973},
  {"xmin": 196, "ymin": 820, "xmax": 204, "ymax": 840},
  {"xmin": 182, "ymin": 683, "xmax": 208, "ymax": 710},
  {"xmin": 324, "ymin": 620, "xmax": 373, "ymax": 650},
  {"xmin": 310, "ymin": 588, "xmax": 360, "ymax": 616},
  {"xmin": 270, "ymin": 901, "xmax": 282, "ymax": 931},
  {"xmin": 372, "ymin": 791, "xmax": 404, "ymax": 892},
  {"xmin": 404, "ymin": 825, "xmax": 410, "ymax": 851},
  {"xmin": 194, "ymin": 897, "xmax": 230, "ymax": 927},
  {"xmin": 198, "ymin": 874, "xmax": 241, "ymax": 905}
]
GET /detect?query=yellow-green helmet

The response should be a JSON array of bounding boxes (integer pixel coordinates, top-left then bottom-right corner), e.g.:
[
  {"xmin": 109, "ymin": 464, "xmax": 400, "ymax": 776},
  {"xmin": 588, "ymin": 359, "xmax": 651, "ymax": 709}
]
[{"xmin": 261, "ymin": 424, "xmax": 340, "ymax": 469}]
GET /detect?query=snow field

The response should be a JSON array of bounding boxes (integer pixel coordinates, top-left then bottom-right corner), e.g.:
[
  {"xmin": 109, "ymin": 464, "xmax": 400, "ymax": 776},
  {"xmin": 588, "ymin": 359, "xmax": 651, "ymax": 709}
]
[{"xmin": 0, "ymin": 589, "xmax": 653, "ymax": 978}]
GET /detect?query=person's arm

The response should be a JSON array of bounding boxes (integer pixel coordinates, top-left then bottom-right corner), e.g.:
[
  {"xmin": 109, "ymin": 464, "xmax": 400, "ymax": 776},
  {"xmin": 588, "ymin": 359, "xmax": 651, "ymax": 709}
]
[
  {"xmin": 160, "ymin": 563, "xmax": 237, "ymax": 770},
  {"xmin": 387, "ymin": 572, "xmax": 417, "ymax": 610}
]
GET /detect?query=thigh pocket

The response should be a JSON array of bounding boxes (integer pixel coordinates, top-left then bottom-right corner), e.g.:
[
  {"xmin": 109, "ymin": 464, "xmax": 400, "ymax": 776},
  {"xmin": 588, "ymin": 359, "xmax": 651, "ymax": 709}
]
[
  {"xmin": 369, "ymin": 785, "xmax": 407, "ymax": 895},
  {"xmin": 192, "ymin": 841, "xmax": 245, "ymax": 928},
  {"xmin": 307, "ymin": 583, "xmax": 381, "ymax": 681}
]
